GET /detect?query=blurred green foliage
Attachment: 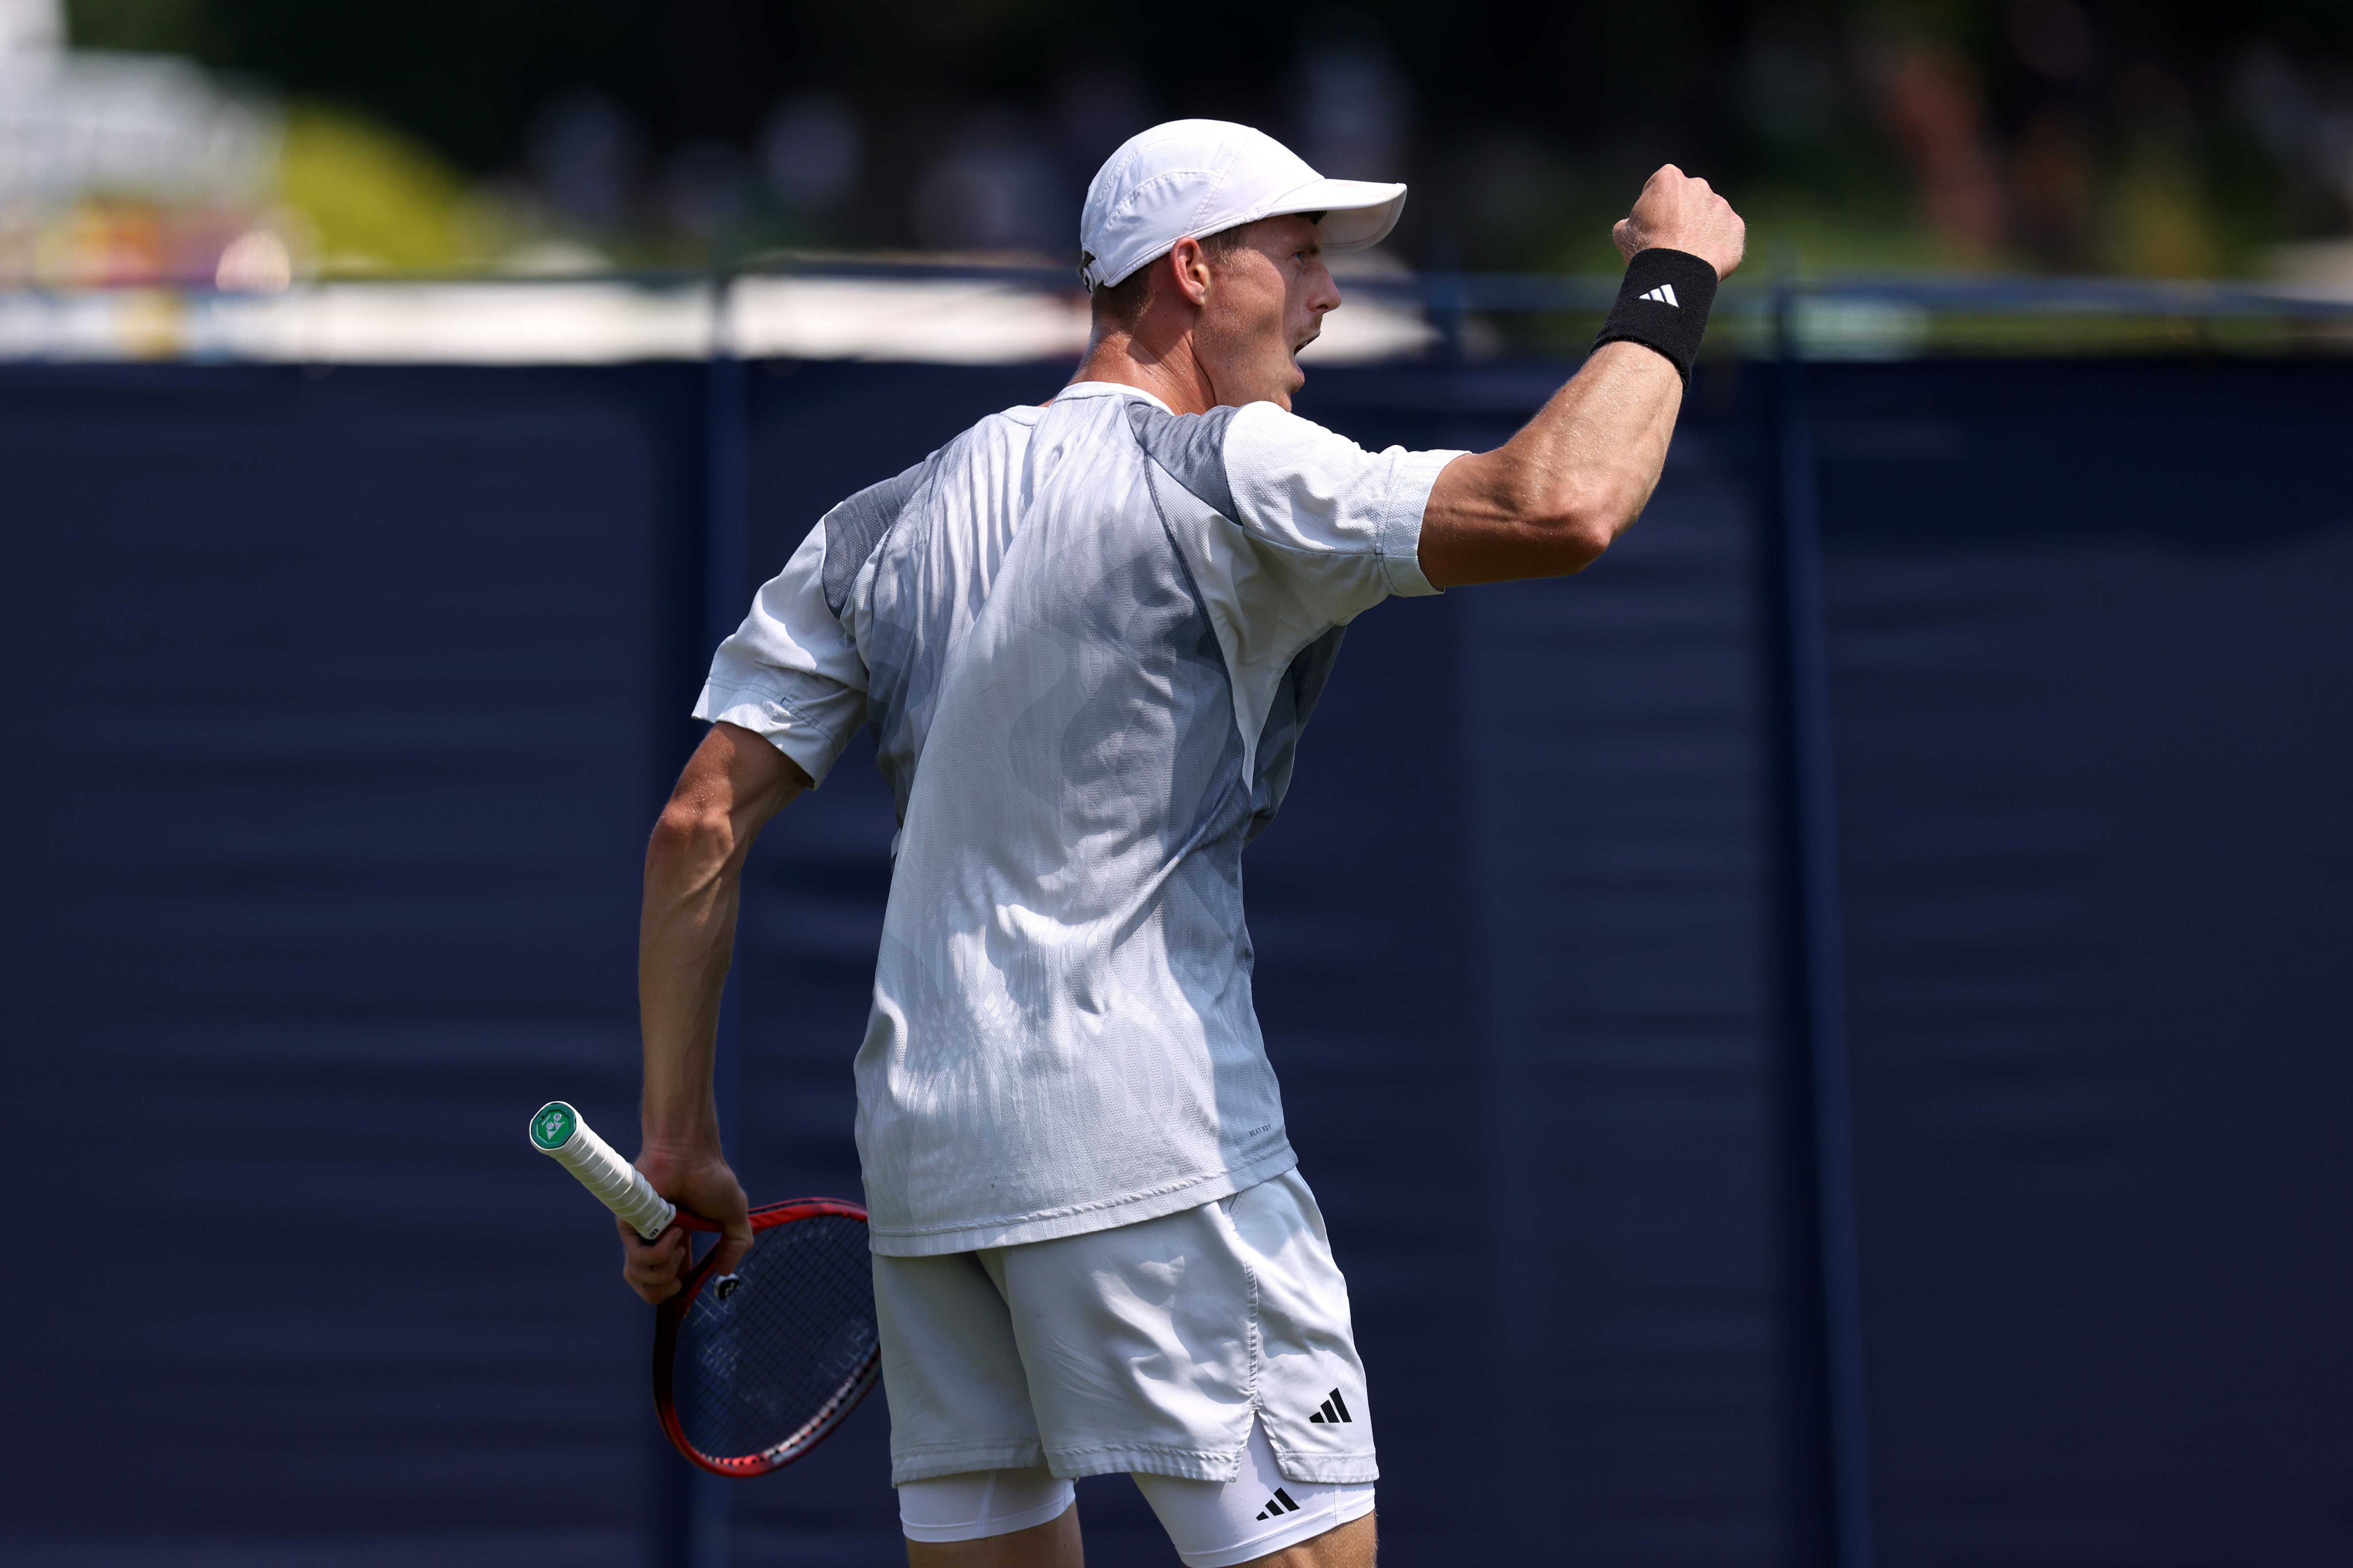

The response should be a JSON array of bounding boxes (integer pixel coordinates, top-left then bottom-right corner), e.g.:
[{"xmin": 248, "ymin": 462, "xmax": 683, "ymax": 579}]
[{"xmin": 275, "ymin": 107, "xmax": 474, "ymax": 272}]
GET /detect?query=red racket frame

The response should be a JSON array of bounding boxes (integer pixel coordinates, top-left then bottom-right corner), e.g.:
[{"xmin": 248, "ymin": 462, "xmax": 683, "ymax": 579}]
[{"xmin": 654, "ymin": 1196, "xmax": 880, "ymax": 1477}]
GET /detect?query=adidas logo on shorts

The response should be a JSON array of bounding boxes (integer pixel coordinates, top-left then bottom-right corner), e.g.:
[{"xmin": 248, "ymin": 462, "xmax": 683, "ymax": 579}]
[
  {"xmin": 1249, "ymin": 1390, "xmax": 1357, "ymax": 1519},
  {"xmin": 1306, "ymin": 1387, "xmax": 1352, "ymax": 1425},
  {"xmin": 1255, "ymin": 1486, "xmax": 1301, "ymax": 1521}
]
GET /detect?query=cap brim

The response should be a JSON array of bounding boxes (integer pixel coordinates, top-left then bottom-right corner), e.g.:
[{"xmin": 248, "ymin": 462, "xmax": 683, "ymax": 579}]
[{"xmin": 1260, "ymin": 178, "xmax": 1407, "ymax": 251}]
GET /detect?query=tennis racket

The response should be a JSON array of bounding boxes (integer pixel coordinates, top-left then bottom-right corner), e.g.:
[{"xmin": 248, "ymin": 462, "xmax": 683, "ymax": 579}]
[{"xmin": 529, "ymin": 1100, "xmax": 881, "ymax": 1476}]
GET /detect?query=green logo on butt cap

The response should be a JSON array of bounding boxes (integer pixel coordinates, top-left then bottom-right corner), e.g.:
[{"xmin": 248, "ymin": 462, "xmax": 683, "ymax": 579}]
[{"xmin": 531, "ymin": 1101, "xmax": 578, "ymax": 1150}]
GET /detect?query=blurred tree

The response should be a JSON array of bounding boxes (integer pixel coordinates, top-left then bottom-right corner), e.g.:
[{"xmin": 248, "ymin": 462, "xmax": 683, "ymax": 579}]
[
  {"xmin": 58, "ymin": 0, "xmax": 2353, "ymax": 273},
  {"xmin": 68, "ymin": 0, "xmax": 633, "ymax": 170},
  {"xmin": 64, "ymin": 0, "xmax": 220, "ymax": 55},
  {"xmin": 275, "ymin": 105, "xmax": 473, "ymax": 272}
]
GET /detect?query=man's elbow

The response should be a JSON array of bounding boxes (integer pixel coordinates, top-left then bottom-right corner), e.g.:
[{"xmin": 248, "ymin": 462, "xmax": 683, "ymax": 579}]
[
  {"xmin": 647, "ymin": 797, "xmax": 737, "ymax": 874},
  {"xmin": 1526, "ymin": 492, "xmax": 1630, "ymax": 575}
]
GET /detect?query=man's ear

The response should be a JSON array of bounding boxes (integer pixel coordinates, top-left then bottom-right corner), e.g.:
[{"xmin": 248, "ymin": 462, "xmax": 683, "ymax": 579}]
[{"xmin": 1168, "ymin": 237, "xmax": 1213, "ymax": 307}]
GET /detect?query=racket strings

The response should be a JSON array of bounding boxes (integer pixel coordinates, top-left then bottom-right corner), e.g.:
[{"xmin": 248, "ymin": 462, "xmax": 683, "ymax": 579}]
[{"xmin": 672, "ymin": 1212, "xmax": 878, "ymax": 1463}]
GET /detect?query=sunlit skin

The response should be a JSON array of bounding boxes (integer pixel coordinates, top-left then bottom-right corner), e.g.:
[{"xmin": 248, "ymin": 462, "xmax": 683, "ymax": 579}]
[
  {"xmin": 1071, "ymin": 213, "xmax": 1341, "ymax": 415},
  {"xmin": 622, "ymin": 721, "xmax": 806, "ymax": 1305},
  {"xmin": 622, "ymin": 163, "xmax": 1746, "ymax": 1568}
]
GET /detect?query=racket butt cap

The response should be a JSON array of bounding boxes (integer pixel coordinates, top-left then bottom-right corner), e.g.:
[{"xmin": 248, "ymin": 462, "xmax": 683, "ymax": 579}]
[{"xmin": 530, "ymin": 1100, "xmax": 581, "ymax": 1153}]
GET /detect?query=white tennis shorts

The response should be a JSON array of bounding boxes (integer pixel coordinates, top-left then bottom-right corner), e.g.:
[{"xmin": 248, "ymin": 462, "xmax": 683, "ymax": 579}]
[{"xmin": 873, "ymin": 1166, "xmax": 1377, "ymax": 1488}]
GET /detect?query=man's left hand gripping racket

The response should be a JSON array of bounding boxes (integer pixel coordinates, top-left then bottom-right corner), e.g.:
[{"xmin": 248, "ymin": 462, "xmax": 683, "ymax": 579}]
[{"xmin": 530, "ymin": 1100, "xmax": 880, "ymax": 1476}]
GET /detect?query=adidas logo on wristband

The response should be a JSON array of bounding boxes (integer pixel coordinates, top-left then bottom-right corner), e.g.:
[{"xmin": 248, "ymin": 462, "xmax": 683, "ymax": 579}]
[{"xmin": 1593, "ymin": 249, "xmax": 1716, "ymax": 384}]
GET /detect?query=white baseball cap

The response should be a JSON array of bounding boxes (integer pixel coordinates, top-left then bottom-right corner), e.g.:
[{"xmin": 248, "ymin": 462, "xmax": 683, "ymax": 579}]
[{"xmin": 1078, "ymin": 119, "xmax": 1407, "ymax": 291}]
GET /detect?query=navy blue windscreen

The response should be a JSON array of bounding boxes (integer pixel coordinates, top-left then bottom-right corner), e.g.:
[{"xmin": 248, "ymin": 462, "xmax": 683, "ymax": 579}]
[
  {"xmin": 0, "ymin": 364, "xmax": 708, "ymax": 1563},
  {"xmin": 1811, "ymin": 360, "xmax": 2353, "ymax": 1566},
  {"xmin": 2, "ymin": 352, "xmax": 2346, "ymax": 1568}
]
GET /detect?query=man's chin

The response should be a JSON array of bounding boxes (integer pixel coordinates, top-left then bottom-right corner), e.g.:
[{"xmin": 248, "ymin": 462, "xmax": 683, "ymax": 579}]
[{"xmin": 1227, "ymin": 350, "xmax": 1310, "ymax": 410}]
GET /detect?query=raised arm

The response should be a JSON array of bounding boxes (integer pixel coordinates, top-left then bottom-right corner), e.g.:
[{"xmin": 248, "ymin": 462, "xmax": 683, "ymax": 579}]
[
  {"xmin": 1417, "ymin": 165, "xmax": 1747, "ymax": 588},
  {"xmin": 622, "ymin": 719, "xmax": 810, "ymax": 1303}
]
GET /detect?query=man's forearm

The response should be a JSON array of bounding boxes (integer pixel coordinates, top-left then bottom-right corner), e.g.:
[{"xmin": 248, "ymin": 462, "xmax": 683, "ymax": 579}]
[
  {"xmin": 637, "ymin": 722, "xmax": 808, "ymax": 1152},
  {"xmin": 1419, "ymin": 340, "xmax": 1684, "ymax": 586},
  {"xmin": 1489, "ymin": 338, "xmax": 1685, "ymax": 546},
  {"xmin": 638, "ymin": 817, "xmax": 742, "ymax": 1151},
  {"xmin": 1419, "ymin": 165, "xmax": 1743, "ymax": 589}
]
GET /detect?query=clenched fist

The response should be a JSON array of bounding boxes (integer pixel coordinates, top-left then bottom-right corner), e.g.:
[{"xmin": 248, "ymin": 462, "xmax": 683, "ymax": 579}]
[{"xmin": 1612, "ymin": 165, "xmax": 1747, "ymax": 280}]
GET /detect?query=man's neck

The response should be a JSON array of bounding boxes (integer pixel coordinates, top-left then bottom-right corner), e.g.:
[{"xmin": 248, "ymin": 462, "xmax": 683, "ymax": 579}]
[{"xmin": 1068, "ymin": 329, "xmax": 1217, "ymax": 415}]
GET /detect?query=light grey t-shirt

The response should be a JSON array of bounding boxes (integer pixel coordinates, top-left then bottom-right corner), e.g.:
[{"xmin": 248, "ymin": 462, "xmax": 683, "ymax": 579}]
[{"xmin": 696, "ymin": 380, "xmax": 1462, "ymax": 1255}]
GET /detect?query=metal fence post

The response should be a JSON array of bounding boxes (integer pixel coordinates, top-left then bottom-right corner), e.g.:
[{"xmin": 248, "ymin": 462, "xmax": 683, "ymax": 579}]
[
  {"xmin": 1766, "ymin": 281, "xmax": 1877, "ymax": 1568},
  {"xmin": 688, "ymin": 266, "xmax": 749, "ymax": 1568}
]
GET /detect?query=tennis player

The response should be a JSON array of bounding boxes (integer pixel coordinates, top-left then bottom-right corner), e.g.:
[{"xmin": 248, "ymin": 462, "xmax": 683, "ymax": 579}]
[{"xmin": 621, "ymin": 120, "xmax": 1743, "ymax": 1566}]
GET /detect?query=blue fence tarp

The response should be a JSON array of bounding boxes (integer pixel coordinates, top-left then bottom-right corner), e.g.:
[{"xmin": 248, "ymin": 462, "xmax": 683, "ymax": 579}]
[
  {"xmin": 1809, "ymin": 360, "xmax": 2353, "ymax": 1568},
  {"xmin": 2, "ymin": 353, "xmax": 2347, "ymax": 1566}
]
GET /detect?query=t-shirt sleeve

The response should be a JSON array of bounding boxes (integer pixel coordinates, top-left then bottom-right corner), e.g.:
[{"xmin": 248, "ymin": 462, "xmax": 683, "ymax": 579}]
[
  {"xmin": 1126, "ymin": 395, "xmax": 1468, "ymax": 791},
  {"xmin": 691, "ymin": 524, "xmax": 869, "ymax": 786},
  {"xmin": 1218, "ymin": 399, "xmax": 1465, "ymax": 617}
]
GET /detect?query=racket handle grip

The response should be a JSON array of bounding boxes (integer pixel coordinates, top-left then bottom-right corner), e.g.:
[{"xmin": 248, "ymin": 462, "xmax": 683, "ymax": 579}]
[{"xmin": 530, "ymin": 1101, "xmax": 677, "ymax": 1241}]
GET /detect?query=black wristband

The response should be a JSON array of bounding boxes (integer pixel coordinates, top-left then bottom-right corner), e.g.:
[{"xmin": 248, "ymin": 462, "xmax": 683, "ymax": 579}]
[{"xmin": 1591, "ymin": 248, "xmax": 1719, "ymax": 384}]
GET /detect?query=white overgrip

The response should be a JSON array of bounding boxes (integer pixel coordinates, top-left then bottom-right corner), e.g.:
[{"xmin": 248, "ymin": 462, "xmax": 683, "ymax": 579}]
[{"xmin": 530, "ymin": 1101, "xmax": 678, "ymax": 1240}]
